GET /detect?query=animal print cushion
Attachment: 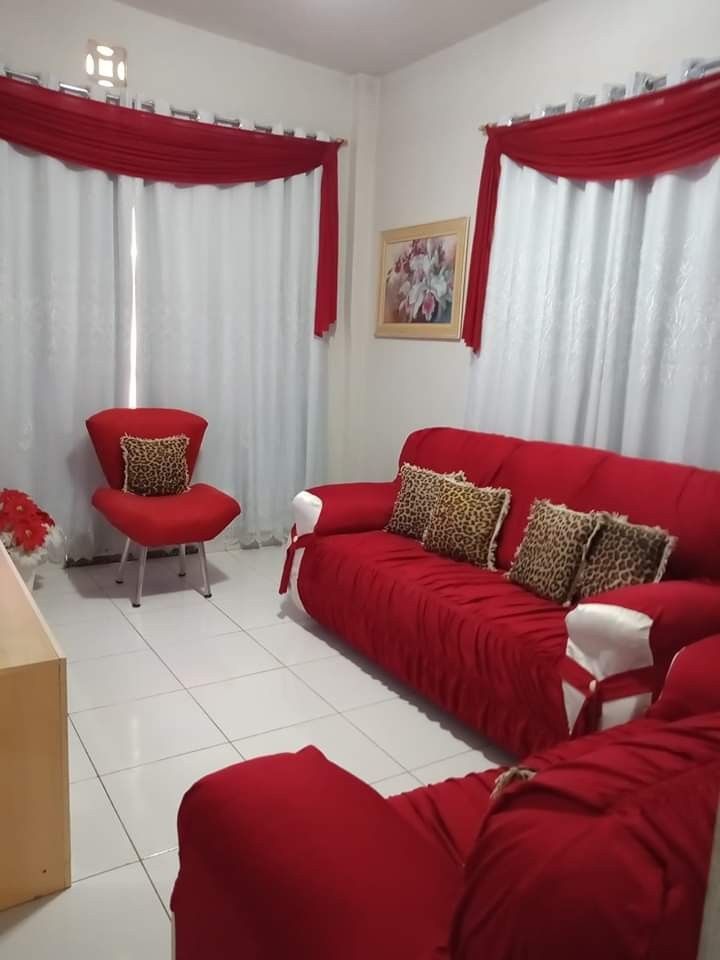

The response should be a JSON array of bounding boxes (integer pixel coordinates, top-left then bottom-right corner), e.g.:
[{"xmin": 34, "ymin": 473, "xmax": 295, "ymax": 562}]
[
  {"xmin": 508, "ymin": 499, "xmax": 603, "ymax": 605},
  {"xmin": 423, "ymin": 479, "xmax": 511, "ymax": 569},
  {"xmin": 386, "ymin": 463, "xmax": 466, "ymax": 540},
  {"xmin": 573, "ymin": 515, "xmax": 676, "ymax": 601},
  {"xmin": 121, "ymin": 434, "xmax": 190, "ymax": 497}
]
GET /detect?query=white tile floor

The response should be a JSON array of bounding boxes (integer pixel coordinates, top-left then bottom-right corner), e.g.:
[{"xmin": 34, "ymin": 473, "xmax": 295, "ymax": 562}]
[{"xmin": 0, "ymin": 545, "xmax": 511, "ymax": 958}]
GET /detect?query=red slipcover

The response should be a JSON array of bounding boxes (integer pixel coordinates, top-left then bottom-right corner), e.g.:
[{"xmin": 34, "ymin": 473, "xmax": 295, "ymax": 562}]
[
  {"xmin": 290, "ymin": 428, "xmax": 720, "ymax": 754},
  {"xmin": 87, "ymin": 408, "xmax": 208, "ymax": 489},
  {"xmin": 91, "ymin": 484, "xmax": 240, "ymax": 547},
  {"xmin": 299, "ymin": 530, "xmax": 569, "ymax": 754},
  {"xmin": 172, "ymin": 746, "xmax": 460, "ymax": 960},
  {"xmin": 648, "ymin": 634, "xmax": 720, "ymax": 722},
  {"xmin": 451, "ymin": 713, "xmax": 720, "ymax": 960},
  {"xmin": 398, "ymin": 428, "xmax": 720, "ymax": 578},
  {"xmin": 173, "ymin": 712, "xmax": 720, "ymax": 959}
]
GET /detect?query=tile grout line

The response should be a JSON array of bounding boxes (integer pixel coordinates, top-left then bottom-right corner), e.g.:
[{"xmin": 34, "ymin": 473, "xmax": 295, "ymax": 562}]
[{"xmin": 69, "ymin": 717, "xmax": 171, "ymax": 918}]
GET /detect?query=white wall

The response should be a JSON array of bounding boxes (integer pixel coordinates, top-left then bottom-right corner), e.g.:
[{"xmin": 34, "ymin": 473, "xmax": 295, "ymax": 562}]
[
  {"xmin": 0, "ymin": 0, "xmax": 354, "ymax": 132},
  {"xmin": 359, "ymin": 0, "xmax": 720, "ymax": 480}
]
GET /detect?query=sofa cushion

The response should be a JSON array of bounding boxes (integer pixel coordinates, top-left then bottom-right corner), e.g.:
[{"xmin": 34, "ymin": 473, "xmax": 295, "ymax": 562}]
[
  {"xmin": 92, "ymin": 483, "xmax": 240, "ymax": 547},
  {"xmin": 297, "ymin": 530, "xmax": 570, "ymax": 755},
  {"xmin": 121, "ymin": 433, "xmax": 190, "ymax": 496},
  {"xmin": 423, "ymin": 480, "xmax": 510, "ymax": 569},
  {"xmin": 387, "ymin": 463, "xmax": 465, "ymax": 540},
  {"xmin": 574, "ymin": 515, "xmax": 676, "ymax": 600},
  {"xmin": 450, "ymin": 713, "xmax": 720, "ymax": 960},
  {"xmin": 508, "ymin": 499, "xmax": 602, "ymax": 604}
]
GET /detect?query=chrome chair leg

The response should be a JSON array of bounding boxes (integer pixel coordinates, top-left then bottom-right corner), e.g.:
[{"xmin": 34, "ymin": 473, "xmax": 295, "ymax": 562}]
[
  {"xmin": 116, "ymin": 538, "xmax": 132, "ymax": 584},
  {"xmin": 178, "ymin": 543, "xmax": 187, "ymax": 578},
  {"xmin": 198, "ymin": 542, "xmax": 211, "ymax": 599},
  {"xmin": 133, "ymin": 546, "xmax": 148, "ymax": 608}
]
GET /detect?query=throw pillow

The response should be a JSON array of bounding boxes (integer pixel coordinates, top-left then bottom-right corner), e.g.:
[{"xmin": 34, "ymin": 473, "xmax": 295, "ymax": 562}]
[
  {"xmin": 121, "ymin": 434, "xmax": 190, "ymax": 496},
  {"xmin": 423, "ymin": 480, "xmax": 511, "ymax": 569},
  {"xmin": 573, "ymin": 514, "xmax": 676, "ymax": 601},
  {"xmin": 508, "ymin": 499, "xmax": 602, "ymax": 604},
  {"xmin": 386, "ymin": 463, "xmax": 466, "ymax": 540}
]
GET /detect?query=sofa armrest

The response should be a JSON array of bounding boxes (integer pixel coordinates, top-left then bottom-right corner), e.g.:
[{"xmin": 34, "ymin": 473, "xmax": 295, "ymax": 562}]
[
  {"xmin": 648, "ymin": 633, "xmax": 720, "ymax": 721},
  {"xmin": 280, "ymin": 481, "xmax": 398, "ymax": 597},
  {"xmin": 301, "ymin": 481, "xmax": 398, "ymax": 536},
  {"xmin": 172, "ymin": 747, "xmax": 459, "ymax": 960},
  {"xmin": 561, "ymin": 580, "xmax": 720, "ymax": 736}
]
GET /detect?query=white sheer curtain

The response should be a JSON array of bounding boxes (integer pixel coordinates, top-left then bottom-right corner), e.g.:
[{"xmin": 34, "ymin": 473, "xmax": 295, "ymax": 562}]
[
  {"xmin": 134, "ymin": 113, "xmax": 328, "ymax": 544},
  {"xmin": 466, "ymin": 147, "xmax": 720, "ymax": 469},
  {"xmin": 0, "ymin": 139, "xmax": 133, "ymax": 558}
]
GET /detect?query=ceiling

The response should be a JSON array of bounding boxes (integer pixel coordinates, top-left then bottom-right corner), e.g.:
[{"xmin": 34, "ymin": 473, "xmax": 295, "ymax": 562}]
[{"xmin": 120, "ymin": 0, "xmax": 547, "ymax": 75}]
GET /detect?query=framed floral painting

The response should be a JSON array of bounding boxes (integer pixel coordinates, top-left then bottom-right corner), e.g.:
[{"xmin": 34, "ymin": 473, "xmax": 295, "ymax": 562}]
[{"xmin": 375, "ymin": 217, "xmax": 469, "ymax": 340}]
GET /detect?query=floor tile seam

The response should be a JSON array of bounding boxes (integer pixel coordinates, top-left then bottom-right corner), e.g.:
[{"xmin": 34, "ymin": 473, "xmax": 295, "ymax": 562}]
[
  {"xmin": 93, "ymin": 740, "xmax": 241, "ymax": 779},
  {"xmin": 71, "ymin": 856, "xmax": 140, "ymax": 886},
  {"xmin": 339, "ymin": 707, "xmax": 479, "ymax": 773},
  {"xmin": 181, "ymin": 662, "xmax": 292, "ymax": 694},
  {"xmin": 337, "ymin": 708, "xmax": 419, "ymax": 773},
  {"xmin": 138, "ymin": 858, "xmax": 173, "ymax": 921},
  {"xmin": 132, "ymin": 643, "xmax": 242, "ymax": 750}
]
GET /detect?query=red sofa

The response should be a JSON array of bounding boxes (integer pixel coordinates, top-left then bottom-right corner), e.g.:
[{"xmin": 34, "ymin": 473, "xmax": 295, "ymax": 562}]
[
  {"xmin": 172, "ymin": 636, "xmax": 720, "ymax": 960},
  {"xmin": 280, "ymin": 427, "xmax": 720, "ymax": 755}
]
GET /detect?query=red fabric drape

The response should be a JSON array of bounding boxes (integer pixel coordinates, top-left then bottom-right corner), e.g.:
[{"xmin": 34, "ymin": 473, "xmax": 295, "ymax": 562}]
[
  {"xmin": 0, "ymin": 76, "xmax": 342, "ymax": 336},
  {"xmin": 463, "ymin": 73, "xmax": 720, "ymax": 351}
]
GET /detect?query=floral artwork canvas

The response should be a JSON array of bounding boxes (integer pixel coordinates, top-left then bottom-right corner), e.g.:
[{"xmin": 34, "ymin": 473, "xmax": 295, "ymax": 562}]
[{"xmin": 376, "ymin": 218, "xmax": 469, "ymax": 340}]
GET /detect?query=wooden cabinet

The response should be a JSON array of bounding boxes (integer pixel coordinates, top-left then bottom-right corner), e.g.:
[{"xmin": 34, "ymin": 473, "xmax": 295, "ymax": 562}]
[{"xmin": 0, "ymin": 543, "xmax": 70, "ymax": 910}]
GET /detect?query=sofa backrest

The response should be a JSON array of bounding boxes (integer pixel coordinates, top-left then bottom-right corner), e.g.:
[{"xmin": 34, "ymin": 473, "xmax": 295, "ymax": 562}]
[
  {"xmin": 450, "ymin": 711, "xmax": 720, "ymax": 960},
  {"xmin": 398, "ymin": 427, "xmax": 720, "ymax": 580}
]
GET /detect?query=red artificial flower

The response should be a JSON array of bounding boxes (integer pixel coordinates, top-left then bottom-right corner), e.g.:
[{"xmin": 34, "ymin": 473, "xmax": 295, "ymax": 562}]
[
  {"xmin": 1, "ymin": 488, "xmax": 36, "ymax": 524},
  {"xmin": 13, "ymin": 516, "xmax": 48, "ymax": 553}
]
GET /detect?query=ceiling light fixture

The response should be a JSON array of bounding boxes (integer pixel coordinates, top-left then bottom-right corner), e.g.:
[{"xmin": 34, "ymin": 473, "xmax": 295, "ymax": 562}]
[{"xmin": 85, "ymin": 39, "xmax": 127, "ymax": 88}]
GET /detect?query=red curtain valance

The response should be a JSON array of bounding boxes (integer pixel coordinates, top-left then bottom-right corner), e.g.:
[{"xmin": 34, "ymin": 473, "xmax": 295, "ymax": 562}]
[
  {"xmin": 463, "ymin": 73, "xmax": 720, "ymax": 351},
  {"xmin": 0, "ymin": 76, "xmax": 341, "ymax": 337}
]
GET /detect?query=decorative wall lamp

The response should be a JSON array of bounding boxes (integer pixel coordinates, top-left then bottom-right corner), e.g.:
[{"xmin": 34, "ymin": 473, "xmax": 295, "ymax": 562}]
[{"xmin": 85, "ymin": 40, "xmax": 127, "ymax": 88}]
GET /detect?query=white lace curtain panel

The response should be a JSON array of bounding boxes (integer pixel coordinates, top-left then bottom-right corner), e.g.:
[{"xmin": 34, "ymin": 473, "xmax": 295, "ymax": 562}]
[
  {"xmin": 0, "ymin": 142, "xmax": 134, "ymax": 558},
  {"xmin": 0, "ymin": 98, "xmax": 328, "ymax": 557},
  {"xmin": 134, "ymin": 114, "xmax": 328, "ymax": 545},
  {"xmin": 466, "ymin": 95, "xmax": 720, "ymax": 470}
]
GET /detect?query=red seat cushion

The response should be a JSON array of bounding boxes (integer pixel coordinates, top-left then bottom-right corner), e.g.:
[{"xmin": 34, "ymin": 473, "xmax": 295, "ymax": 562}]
[
  {"xmin": 298, "ymin": 530, "xmax": 570, "ymax": 754},
  {"xmin": 450, "ymin": 712, "xmax": 720, "ymax": 960},
  {"xmin": 92, "ymin": 483, "xmax": 240, "ymax": 547}
]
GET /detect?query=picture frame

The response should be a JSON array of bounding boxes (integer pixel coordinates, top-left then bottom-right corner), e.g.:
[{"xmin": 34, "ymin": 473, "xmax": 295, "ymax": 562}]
[{"xmin": 375, "ymin": 217, "xmax": 469, "ymax": 340}]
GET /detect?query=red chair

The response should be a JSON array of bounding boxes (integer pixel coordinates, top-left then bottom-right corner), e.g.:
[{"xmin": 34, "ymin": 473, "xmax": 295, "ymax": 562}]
[{"xmin": 86, "ymin": 408, "xmax": 241, "ymax": 607}]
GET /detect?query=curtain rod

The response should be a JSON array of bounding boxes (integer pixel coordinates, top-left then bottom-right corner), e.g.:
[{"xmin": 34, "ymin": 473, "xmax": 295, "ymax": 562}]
[
  {"xmin": 2, "ymin": 68, "xmax": 348, "ymax": 146},
  {"xmin": 478, "ymin": 56, "xmax": 720, "ymax": 134}
]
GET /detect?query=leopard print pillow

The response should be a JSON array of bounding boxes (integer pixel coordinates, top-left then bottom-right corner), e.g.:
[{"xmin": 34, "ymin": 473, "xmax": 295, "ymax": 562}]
[
  {"xmin": 121, "ymin": 434, "xmax": 190, "ymax": 497},
  {"xmin": 386, "ymin": 463, "xmax": 466, "ymax": 540},
  {"xmin": 508, "ymin": 499, "xmax": 603, "ymax": 605},
  {"xmin": 423, "ymin": 479, "xmax": 511, "ymax": 569},
  {"xmin": 573, "ymin": 515, "xmax": 676, "ymax": 601}
]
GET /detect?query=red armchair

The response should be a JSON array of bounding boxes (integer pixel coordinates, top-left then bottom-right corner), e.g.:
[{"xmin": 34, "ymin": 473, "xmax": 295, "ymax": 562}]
[
  {"xmin": 172, "ymin": 635, "xmax": 720, "ymax": 960},
  {"xmin": 86, "ymin": 408, "xmax": 241, "ymax": 606}
]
